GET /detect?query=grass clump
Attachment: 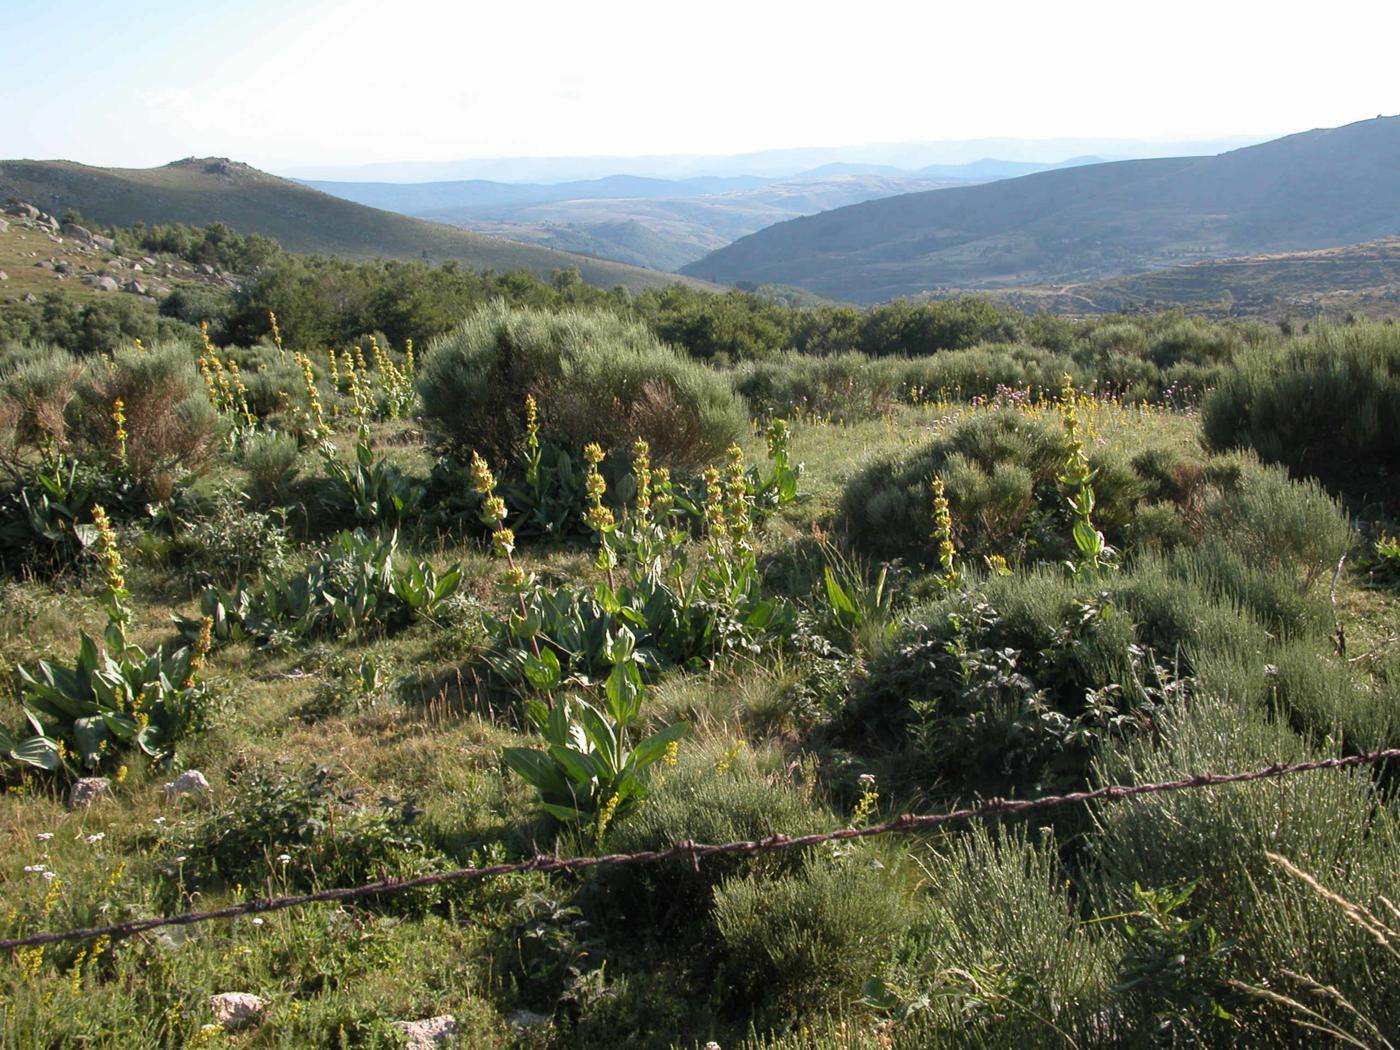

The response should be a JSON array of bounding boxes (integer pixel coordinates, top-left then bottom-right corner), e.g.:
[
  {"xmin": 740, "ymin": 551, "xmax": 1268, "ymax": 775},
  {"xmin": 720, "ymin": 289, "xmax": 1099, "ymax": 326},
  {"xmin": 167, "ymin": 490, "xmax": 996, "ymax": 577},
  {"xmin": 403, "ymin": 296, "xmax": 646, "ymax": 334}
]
[{"xmin": 418, "ymin": 302, "xmax": 746, "ymax": 469}]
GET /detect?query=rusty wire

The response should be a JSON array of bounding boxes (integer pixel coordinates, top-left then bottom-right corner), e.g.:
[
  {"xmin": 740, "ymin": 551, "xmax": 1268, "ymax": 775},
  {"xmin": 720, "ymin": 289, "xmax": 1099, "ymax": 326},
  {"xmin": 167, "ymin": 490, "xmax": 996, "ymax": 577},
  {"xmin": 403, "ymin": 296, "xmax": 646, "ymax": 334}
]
[{"xmin": 3, "ymin": 746, "xmax": 1399, "ymax": 952}]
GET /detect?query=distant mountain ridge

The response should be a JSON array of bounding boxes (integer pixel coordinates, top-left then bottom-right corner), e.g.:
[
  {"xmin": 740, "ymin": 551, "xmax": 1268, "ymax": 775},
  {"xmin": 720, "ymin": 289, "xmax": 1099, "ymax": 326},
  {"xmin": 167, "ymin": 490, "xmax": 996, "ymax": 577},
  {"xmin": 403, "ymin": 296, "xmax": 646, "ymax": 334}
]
[
  {"xmin": 279, "ymin": 135, "xmax": 1262, "ymax": 183},
  {"xmin": 682, "ymin": 115, "xmax": 1400, "ymax": 303},
  {"xmin": 303, "ymin": 165, "xmax": 1059, "ymax": 272},
  {"xmin": 298, "ymin": 173, "xmax": 773, "ymax": 215},
  {"xmin": 0, "ymin": 157, "xmax": 713, "ymax": 293}
]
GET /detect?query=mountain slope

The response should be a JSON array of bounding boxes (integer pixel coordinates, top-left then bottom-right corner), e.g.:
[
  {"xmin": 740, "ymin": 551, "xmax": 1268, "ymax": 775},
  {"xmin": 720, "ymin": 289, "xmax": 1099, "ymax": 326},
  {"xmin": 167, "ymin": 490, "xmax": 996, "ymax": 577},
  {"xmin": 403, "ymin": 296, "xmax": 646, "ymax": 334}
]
[
  {"xmin": 0, "ymin": 158, "xmax": 714, "ymax": 293},
  {"xmin": 299, "ymin": 174, "xmax": 772, "ymax": 215},
  {"xmin": 417, "ymin": 174, "xmax": 974, "ymax": 271},
  {"xmin": 683, "ymin": 116, "xmax": 1400, "ymax": 302},
  {"xmin": 986, "ymin": 237, "xmax": 1400, "ymax": 319}
]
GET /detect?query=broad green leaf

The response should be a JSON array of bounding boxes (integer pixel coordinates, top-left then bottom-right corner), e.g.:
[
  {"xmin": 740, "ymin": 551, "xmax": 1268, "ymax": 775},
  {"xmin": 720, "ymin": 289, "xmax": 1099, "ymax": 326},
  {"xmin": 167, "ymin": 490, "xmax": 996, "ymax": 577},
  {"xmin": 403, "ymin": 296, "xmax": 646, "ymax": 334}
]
[
  {"xmin": 627, "ymin": 721, "xmax": 688, "ymax": 771},
  {"xmin": 547, "ymin": 744, "xmax": 601, "ymax": 786},
  {"xmin": 9, "ymin": 735, "xmax": 62, "ymax": 771},
  {"xmin": 539, "ymin": 801, "xmax": 590, "ymax": 823},
  {"xmin": 72, "ymin": 716, "xmax": 110, "ymax": 769},
  {"xmin": 502, "ymin": 747, "xmax": 570, "ymax": 796},
  {"xmin": 824, "ymin": 567, "xmax": 857, "ymax": 617}
]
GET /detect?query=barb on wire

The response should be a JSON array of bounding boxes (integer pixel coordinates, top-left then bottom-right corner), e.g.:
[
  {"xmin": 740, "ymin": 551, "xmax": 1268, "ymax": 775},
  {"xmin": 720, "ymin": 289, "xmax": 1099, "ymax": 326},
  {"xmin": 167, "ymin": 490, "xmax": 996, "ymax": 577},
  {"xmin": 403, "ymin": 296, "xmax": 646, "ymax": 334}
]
[{"xmin": 3, "ymin": 747, "xmax": 1399, "ymax": 953}]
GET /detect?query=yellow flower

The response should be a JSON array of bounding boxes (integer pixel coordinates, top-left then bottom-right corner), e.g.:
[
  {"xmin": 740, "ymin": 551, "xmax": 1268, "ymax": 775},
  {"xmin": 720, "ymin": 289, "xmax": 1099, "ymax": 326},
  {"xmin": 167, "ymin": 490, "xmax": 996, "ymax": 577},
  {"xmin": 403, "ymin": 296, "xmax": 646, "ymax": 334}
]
[
  {"xmin": 931, "ymin": 476, "xmax": 958, "ymax": 587},
  {"xmin": 469, "ymin": 451, "xmax": 497, "ymax": 499}
]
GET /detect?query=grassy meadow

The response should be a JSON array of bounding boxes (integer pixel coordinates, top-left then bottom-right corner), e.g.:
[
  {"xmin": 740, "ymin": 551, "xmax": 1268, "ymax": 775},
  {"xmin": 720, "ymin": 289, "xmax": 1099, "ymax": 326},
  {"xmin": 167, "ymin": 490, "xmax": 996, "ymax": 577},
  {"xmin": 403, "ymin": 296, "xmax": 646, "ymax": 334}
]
[{"xmin": 0, "ymin": 291, "xmax": 1398, "ymax": 1049}]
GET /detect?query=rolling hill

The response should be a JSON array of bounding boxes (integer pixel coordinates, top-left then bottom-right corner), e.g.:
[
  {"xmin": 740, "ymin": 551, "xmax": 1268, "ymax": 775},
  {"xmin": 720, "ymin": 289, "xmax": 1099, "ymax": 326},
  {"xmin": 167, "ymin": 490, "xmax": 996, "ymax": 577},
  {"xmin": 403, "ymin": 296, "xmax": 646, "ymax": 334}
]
[
  {"xmin": 304, "ymin": 170, "xmax": 979, "ymax": 271},
  {"xmin": 298, "ymin": 173, "xmax": 772, "ymax": 215},
  {"xmin": 982, "ymin": 237, "xmax": 1400, "ymax": 320},
  {"xmin": 0, "ymin": 158, "xmax": 715, "ymax": 293},
  {"xmin": 683, "ymin": 115, "xmax": 1400, "ymax": 303},
  {"xmin": 416, "ymin": 174, "xmax": 974, "ymax": 271}
]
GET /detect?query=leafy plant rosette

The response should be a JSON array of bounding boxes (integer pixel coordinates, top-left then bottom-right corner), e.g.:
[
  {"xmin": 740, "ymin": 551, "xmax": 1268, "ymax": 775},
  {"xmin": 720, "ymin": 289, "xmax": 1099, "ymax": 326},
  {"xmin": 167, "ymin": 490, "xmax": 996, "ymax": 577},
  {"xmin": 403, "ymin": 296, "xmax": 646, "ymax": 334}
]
[
  {"xmin": 3, "ymin": 505, "xmax": 213, "ymax": 776},
  {"xmin": 7, "ymin": 629, "xmax": 210, "ymax": 773},
  {"xmin": 502, "ymin": 628, "xmax": 687, "ymax": 829}
]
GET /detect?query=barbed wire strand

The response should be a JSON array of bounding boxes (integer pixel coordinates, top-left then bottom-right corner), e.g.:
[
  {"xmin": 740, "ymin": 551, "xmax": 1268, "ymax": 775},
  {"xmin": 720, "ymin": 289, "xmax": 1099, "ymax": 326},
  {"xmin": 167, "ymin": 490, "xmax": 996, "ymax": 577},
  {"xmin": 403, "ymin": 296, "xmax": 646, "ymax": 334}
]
[{"xmin": 4, "ymin": 746, "xmax": 1399, "ymax": 953}]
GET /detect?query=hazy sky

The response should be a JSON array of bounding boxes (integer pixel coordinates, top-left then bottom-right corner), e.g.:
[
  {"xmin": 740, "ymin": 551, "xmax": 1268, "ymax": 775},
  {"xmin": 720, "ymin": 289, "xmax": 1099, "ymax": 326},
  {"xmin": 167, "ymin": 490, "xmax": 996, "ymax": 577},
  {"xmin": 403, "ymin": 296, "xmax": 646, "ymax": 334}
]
[{"xmin": 4, "ymin": 0, "xmax": 1397, "ymax": 170}]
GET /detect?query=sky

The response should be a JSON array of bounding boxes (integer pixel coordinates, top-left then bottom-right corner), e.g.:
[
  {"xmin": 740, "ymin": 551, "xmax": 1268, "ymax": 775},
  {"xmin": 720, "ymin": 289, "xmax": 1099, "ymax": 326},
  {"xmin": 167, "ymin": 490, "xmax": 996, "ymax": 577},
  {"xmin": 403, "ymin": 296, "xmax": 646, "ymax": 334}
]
[{"xmin": 3, "ymin": 0, "xmax": 1398, "ymax": 173}]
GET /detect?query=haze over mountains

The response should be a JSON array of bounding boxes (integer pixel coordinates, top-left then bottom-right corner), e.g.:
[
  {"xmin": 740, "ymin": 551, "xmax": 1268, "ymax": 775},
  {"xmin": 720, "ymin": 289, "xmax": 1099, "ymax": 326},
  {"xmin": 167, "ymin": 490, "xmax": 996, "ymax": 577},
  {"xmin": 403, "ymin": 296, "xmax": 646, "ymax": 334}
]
[
  {"xmin": 280, "ymin": 135, "xmax": 1264, "ymax": 183},
  {"xmin": 684, "ymin": 115, "xmax": 1400, "ymax": 302},
  {"xmin": 302, "ymin": 168, "xmax": 1025, "ymax": 272}
]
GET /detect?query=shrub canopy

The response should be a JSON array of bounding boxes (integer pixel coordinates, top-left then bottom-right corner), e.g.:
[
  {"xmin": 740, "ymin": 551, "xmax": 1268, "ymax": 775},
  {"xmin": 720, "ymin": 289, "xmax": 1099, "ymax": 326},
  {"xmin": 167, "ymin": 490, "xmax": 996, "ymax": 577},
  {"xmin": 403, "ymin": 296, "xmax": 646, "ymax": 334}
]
[
  {"xmin": 1203, "ymin": 323, "xmax": 1400, "ymax": 500},
  {"xmin": 417, "ymin": 302, "xmax": 746, "ymax": 469}
]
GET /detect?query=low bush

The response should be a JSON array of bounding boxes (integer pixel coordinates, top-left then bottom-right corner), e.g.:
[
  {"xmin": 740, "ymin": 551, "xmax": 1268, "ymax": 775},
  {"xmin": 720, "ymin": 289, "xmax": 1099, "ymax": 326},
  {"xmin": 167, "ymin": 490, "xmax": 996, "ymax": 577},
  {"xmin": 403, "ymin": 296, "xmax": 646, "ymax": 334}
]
[
  {"xmin": 418, "ymin": 303, "xmax": 746, "ymax": 469},
  {"xmin": 713, "ymin": 849, "xmax": 919, "ymax": 1023},
  {"xmin": 238, "ymin": 431, "xmax": 301, "ymax": 507},
  {"xmin": 161, "ymin": 764, "xmax": 453, "ymax": 913},
  {"xmin": 166, "ymin": 488, "xmax": 293, "ymax": 588},
  {"xmin": 594, "ymin": 741, "xmax": 830, "ymax": 925},
  {"xmin": 841, "ymin": 408, "xmax": 1144, "ymax": 566},
  {"xmin": 68, "ymin": 341, "xmax": 220, "ymax": 492},
  {"xmin": 732, "ymin": 352, "xmax": 904, "ymax": 422},
  {"xmin": 1202, "ymin": 460, "xmax": 1354, "ymax": 589},
  {"xmin": 868, "ymin": 827, "xmax": 1116, "ymax": 1048},
  {"xmin": 845, "ymin": 570, "xmax": 1184, "ymax": 797},
  {"xmin": 896, "ymin": 344, "xmax": 1084, "ymax": 402},
  {"xmin": 1203, "ymin": 322, "xmax": 1400, "ymax": 499},
  {"xmin": 1091, "ymin": 695, "xmax": 1400, "ymax": 1041}
]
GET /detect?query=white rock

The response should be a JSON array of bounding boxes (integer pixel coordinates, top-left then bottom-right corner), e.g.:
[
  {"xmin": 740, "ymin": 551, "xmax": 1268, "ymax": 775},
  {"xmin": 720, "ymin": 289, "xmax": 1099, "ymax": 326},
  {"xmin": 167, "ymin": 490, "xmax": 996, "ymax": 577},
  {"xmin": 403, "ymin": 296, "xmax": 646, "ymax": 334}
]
[
  {"xmin": 68, "ymin": 777, "xmax": 110, "ymax": 808},
  {"xmin": 507, "ymin": 1009, "xmax": 550, "ymax": 1028},
  {"xmin": 209, "ymin": 992, "xmax": 266, "ymax": 1032},
  {"xmin": 394, "ymin": 1015, "xmax": 458, "ymax": 1049},
  {"xmin": 164, "ymin": 769, "xmax": 211, "ymax": 799}
]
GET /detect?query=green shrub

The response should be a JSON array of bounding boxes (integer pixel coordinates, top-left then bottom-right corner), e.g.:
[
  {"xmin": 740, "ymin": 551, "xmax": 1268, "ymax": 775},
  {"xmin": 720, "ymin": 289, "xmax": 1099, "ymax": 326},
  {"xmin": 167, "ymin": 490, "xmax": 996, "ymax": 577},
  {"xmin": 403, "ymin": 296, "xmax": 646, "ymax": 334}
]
[
  {"xmin": 1146, "ymin": 317, "xmax": 1241, "ymax": 369},
  {"xmin": 0, "ymin": 344, "xmax": 81, "ymax": 469},
  {"xmin": 847, "ymin": 570, "xmax": 1182, "ymax": 797},
  {"xmin": 1203, "ymin": 323, "xmax": 1400, "ymax": 499},
  {"xmin": 1091, "ymin": 695, "xmax": 1400, "ymax": 1040},
  {"xmin": 841, "ymin": 408, "xmax": 1143, "ymax": 566},
  {"xmin": 896, "ymin": 345, "xmax": 1083, "ymax": 403},
  {"xmin": 1202, "ymin": 461, "xmax": 1355, "ymax": 590},
  {"xmin": 68, "ymin": 341, "xmax": 219, "ymax": 490},
  {"xmin": 732, "ymin": 352, "xmax": 903, "ymax": 422},
  {"xmin": 170, "ymin": 488, "xmax": 292, "ymax": 588},
  {"xmin": 713, "ymin": 849, "xmax": 918, "ymax": 1023},
  {"xmin": 595, "ymin": 742, "xmax": 830, "ymax": 924},
  {"xmin": 162, "ymin": 764, "xmax": 453, "ymax": 912},
  {"xmin": 417, "ymin": 303, "xmax": 746, "ymax": 469},
  {"xmin": 1270, "ymin": 636, "xmax": 1400, "ymax": 753},
  {"xmin": 871, "ymin": 828, "xmax": 1116, "ymax": 1048},
  {"xmin": 238, "ymin": 431, "xmax": 302, "ymax": 507}
]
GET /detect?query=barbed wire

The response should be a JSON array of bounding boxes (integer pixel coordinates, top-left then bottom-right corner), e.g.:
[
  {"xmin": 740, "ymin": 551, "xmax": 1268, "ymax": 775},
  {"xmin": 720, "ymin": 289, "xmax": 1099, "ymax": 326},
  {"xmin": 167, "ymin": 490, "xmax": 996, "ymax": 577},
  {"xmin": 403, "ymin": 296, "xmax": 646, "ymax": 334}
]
[{"xmin": 4, "ymin": 746, "xmax": 1399, "ymax": 953}]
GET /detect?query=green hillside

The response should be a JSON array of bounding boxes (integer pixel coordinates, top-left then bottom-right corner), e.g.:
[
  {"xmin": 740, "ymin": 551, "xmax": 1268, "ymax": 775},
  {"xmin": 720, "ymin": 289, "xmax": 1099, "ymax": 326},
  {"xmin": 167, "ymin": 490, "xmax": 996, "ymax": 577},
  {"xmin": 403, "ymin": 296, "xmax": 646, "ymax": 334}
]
[
  {"xmin": 422, "ymin": 174, "xmax": 970, "ymax": 271},
  {"xmin": 986, "ymin": 237, "xmax": 1400, "ymax": 319},
  {"xmin": 684, "ymin": 115, "xmax": 1400, "ymax": 302},
  {"xmin": 0, "ymin": 157, "xmax": 717, "ymax": 293}
]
